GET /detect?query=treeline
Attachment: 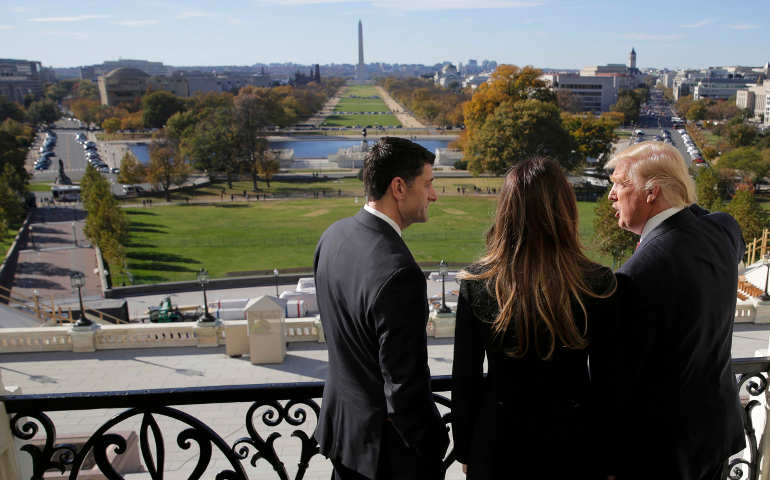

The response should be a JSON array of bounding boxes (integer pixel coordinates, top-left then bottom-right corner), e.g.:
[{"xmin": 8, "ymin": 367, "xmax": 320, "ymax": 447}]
[
  {"xmin": 609, "ymin": 87, "xmax": 648, "ymax": 125},
  {"xmin": 81, "ymin": 164, "xmax": 128, "ymax": 275},
  {"xmin": 118, "ymin": 83, "xmax": 343, "ymax": 199},
  {"xmin": 377, "ymin": 77, "xmax": 469, "ymax": 127},
  {"xmin": 674, "ymin": 96, "xmax": 741, "ymax": 122},
  {"xmin": 459, "ymin": 65, "xmax": 620, "ymax": 174},
  {"xmin": 0, "ymin": 96, "xmax": 46, "ymax": 242},
  {"xmin": 60, "ymin": 78, "xmax": 345, "ymax": 132}
]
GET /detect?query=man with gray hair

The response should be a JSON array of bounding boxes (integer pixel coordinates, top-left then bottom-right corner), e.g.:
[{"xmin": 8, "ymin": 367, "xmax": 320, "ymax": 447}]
[{"xmin": 606, "ymin": 141, "xmax": 745, "ymax": 479}]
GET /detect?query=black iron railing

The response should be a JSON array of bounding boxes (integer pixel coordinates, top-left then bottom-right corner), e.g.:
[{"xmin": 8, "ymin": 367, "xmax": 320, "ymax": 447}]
[{"xmin": 2, "ymin": 359, "xmax": 769, "ymax": 480}]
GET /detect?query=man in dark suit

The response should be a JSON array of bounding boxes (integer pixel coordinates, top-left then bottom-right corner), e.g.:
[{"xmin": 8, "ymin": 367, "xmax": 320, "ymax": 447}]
[
  {"xmin": 314, "ymin": 137, "xmax": 449, "ymax": 480},
  {"xmin": 607, "ymin": 141, "xmax": 745, "ymax": 480}
]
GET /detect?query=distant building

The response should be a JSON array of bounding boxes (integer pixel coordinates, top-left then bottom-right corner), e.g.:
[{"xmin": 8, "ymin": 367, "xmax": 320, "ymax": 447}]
[
  {"xmin": 97, "ymin": 67, "xmax": 149, "ymax": 106},
  {"xmin": 101, "ymin": 59, "xmax": 168, "ymax": 76},
  {"xmin": 434, "ymin": 64, "xmax": 460, "ymax": 89},
  {"xmin": 80, "ymin": 66, "xmax": 97, "ymax": 81},
  {"xmin": 542, "ymin": 73, "xmax": 619, "ymax": 114},
  {"xmin": 0, "ymin": 58, "xmax": 45, "ymax": 103},
  {"xmin": 693, "ymin": 77, "xmax": 756, "ymax": 100},
  {"xmin": 737, "ymin": 80, "xmax": 769, "ymax": 121}
]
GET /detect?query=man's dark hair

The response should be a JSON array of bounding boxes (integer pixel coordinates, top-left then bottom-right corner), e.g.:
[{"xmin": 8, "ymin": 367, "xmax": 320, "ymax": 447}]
[{"xmin": 363, "ymin": 137, "xmax": 435, "ymax": 200}]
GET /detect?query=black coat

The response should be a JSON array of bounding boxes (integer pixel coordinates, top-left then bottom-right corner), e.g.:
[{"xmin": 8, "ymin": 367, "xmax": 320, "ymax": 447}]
[
  {"xmin": 313, "ymin": 209, "xmax": 448, "ymax": 479},
  {"xmin": 613, "ymin": 205, "xmax": 745, "ymax": 479},
  {"xmin": 451, "ymin": 263, "xmax": 618, "ymax": 479}
]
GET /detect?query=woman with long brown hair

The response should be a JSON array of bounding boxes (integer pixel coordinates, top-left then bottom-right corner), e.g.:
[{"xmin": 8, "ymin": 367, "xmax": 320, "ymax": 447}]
[{"xmin": 451, "ymin": 156, "xmax": 618, "ymax": 479}]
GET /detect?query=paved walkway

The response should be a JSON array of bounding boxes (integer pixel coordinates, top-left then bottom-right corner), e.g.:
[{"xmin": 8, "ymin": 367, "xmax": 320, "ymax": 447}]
[
  {"xmin": 306, "ymin": 86, "xmax": 345, "ymax": 127},
  {"xmin": 9, "ymin": 205, "xmax": 101, "ymax": 308},
  {"xmin": 375, "ymin": 85, "xmax": 426, "ymax": 128}
]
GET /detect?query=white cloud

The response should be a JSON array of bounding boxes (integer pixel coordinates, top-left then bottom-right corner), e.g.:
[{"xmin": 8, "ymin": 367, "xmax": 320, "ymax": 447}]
[
  {"xmin": 622, "ymin": 33, "xmax": 683, "ymax": 41},
  {"xmin": 29, "ymin": 14, "xmax": 111, "ymax": 23},
  {"xmin": 115, "ymin": 20, "xmax": 159, "ymax": 27},
  {"xmin": 680, "ymin": 18, "xmax": 714, "ymax": 28},
  {"xmin": 0, "ymin": 25, "xmax": 15, "ymax": 30},
  {"xmin": 729, "ymin": 24, "xmax": 758, "ymax": 30}
]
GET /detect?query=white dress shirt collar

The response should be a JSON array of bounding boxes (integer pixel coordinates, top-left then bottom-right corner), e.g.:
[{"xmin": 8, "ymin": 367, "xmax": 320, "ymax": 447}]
[
  {"xmin": 363, "ymin": 204, "xmax": 402, "ymax": 237},
  {"xmin": 640, "ymin": 206, "xmax": 684, "ymax": 243}
]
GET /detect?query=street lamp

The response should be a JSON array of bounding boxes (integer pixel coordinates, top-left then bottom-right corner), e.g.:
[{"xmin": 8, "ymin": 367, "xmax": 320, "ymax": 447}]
[
  {"xmin": 438, "ymin": 260, "xmax": 451, "ymax": 314},
  {"xmin": 762, "ymin": 254, "xmax": 770, "ymax": 302},
  {"xmin": 70, "ymin": 272, "xmax": 91, "ymax": 327},
  {"xmin": 197, "ymin": 268, "xmax": 214, "ymax": 322},
  {"xmin": 273, "ymin": 268, "xmax": 279, "ymax": 297}
]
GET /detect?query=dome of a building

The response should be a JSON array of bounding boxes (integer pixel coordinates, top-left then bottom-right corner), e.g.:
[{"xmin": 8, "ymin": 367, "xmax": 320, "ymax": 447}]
[{"xmin": 104, "ymin": 67, "xmax": 150, "ymax": 79}]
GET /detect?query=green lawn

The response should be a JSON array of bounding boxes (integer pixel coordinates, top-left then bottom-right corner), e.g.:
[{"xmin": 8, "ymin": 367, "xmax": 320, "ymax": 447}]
[
  {"xmin": 323, "ymin": 85, "xmax": 401, "ymax": 127},
  {"xmin": 334, "ymin": 100, "xmax": 390, "ymax": 112},
  {"xmin": 28, "ymin": 183, "xmax": 52, "ymax": 192},
  {"xmin": 343, "ymin": 85, "xmax": 380, "ymax": 97},
  {"xmin": 322, "ymin": 114, "xmax": 401, "ymax": 127},
  {"xmin": 0, "ymin": 224, "xmax": 20, "ymax": 259},
  {"xmin": 117, "ymin": 196, "xmax": 614, "ymax": 284}
]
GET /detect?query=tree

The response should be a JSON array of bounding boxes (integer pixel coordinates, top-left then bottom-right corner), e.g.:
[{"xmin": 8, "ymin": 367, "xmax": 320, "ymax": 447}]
[
  {"xmin": 686, "ymin": 100, "xmax": 707, "ymax": 121},
  {"xmin": 562, "ymin": 113, "xmax": 619, "ymax": 167},
  {"xmin": 727, "ymin": 123, "xmax": 758, "ymax": 147},
  {"xmin": 141, "ymin": 91, "xmax": 186, "ymax": 129},
  {"xmin": 557, "ymin": 90, "xmax": 583, "ymax": 113},
  {"xmin": 695, "ymin": 167, "xmax": 722, "ymax": 211},
  {"xmin": 255, "ymin": 149, "xmax": 280, "ymax": 189},
  {"xmin": 81, "ymin": 164, "xmax": 128, "ymax": 269},
  {"xmin": 726, "ymin": 189, "xmax": 766, "ymax": 242},
  {"xmin": 465, "ymin": 98, "xmax": 575, "ymax": 174},
  {"xmin": 674, "ymin": 95, "xmax": 694, "ymax": 118},
  {"xmin": 462, "ymin": 65, "xmax": 575, "ymax": 174},
  {"xmin": 0, "ymin": 95, "xmax": 25, "ymax": 122},
  {"xmin": 102, "ymin": 117, "xmax": 121, "ymax": 134},
  {"xmin": 0, "ymin": 165, "xmax": 25, "ymax": 226},
  {"xmin": 234, "ymin": 91, "xmax": 273, "ymax": 191},
  {"xmin": 610, "ymin": 90, "xmax": 641, "ymax": 125},
  {"xmin": 718, "ymin": 147, "xmax": 770, "ymax": 188},
  {"xmin": 69, "ymin": 98, "xmax": 101, "ymax": 125},
  {"xmin": 26, "ymin": 99, "xmax": 61, "ymax": 125},
  {"xmin": 593, "ymin": 189, "xmax": 637, "ymax": 269},
  {"xmin": 146, "ymin": 132, "xmax": 190, "ymax": 201},
  {"xmin": 73, "ymin": 80, "xmax": 99, "ymax": 100},
  {"xmin": 181, "ymin": 106, "xmax": 238, "ymax": 185},
  {"xmin": 116, "ymin": 151, "xmax": 146, "ymax": 184},
  {"xmin": 120, "ymin": 112, "xmax": 144, "ymax": 131}
]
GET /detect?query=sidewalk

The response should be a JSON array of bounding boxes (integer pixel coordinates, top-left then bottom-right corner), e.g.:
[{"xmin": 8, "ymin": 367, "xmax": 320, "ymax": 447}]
[{"xmin": 9, "ymin": 205, "xmax": 101, "ymax": 306}]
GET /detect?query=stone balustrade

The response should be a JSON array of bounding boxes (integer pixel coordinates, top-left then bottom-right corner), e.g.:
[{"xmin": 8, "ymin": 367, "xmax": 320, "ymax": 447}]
[{"xmin": 0, "ymin": 309, "xmax": 456, "ymax": 355}]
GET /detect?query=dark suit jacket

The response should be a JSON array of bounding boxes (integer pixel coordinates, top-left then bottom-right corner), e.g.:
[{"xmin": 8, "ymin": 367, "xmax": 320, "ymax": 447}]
[
  {"xmin": 313, "ymin": 209, "xmax": 448, "ymax": 479},
  {"xmin": 614, "ymin": 205, "xmax": 745, "ymax": 479},
  {"xmin": 451, "ymin": 263, "xmax": 618, "ymax": 479}
]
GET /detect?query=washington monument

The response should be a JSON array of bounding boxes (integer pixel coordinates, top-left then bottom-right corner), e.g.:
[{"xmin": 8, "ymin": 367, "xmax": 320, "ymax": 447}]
[{"xmin": 356, "ymin": 20, "xmax": 366, "ymax": 81}]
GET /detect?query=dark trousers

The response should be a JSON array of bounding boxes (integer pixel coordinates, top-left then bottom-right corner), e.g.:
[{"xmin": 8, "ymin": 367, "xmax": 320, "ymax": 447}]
[{"xmin": 331, "ymin": 422, "xmax": 444, "ymax": 480}]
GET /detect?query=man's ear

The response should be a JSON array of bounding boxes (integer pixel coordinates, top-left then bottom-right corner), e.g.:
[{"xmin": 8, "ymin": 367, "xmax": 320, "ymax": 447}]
[
  {"xmin": 646, "ymin": 184, "xmax": 660, "ymax": 204},
  {"xmin": 389, "ymin": 177, "xmax": 407, "ymax": 200}
]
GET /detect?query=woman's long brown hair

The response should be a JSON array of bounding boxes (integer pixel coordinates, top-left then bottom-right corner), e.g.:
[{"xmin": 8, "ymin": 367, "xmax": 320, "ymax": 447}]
[{"xmin": 461, "ymin": 156, "xmax": 615, "ymax": 359}]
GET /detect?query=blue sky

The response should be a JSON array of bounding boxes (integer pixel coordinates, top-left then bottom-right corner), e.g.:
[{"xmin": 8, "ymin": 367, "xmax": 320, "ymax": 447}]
[{"xmin": 1, "ymin": 0, "xmax": 768, "ymax": 70}]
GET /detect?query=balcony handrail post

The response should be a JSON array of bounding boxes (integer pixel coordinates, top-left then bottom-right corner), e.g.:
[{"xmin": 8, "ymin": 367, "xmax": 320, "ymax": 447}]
[{"xmin": 0, "ymin": 373, "xmax": 21, "ymax": 480}]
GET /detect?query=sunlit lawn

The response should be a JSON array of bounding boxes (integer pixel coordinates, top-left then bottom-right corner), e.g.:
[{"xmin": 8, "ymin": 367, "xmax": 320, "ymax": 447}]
[
  {"xmin": 117, "ymin": 196, "xmax": 612, "ymax": 285},
  {"xmin": 322, "ymin": 114, "xmax": 401, "ymax": 127},
  {"xmin": 334, "ymin": 100, "xmax": 390, "ymax": 112},
  {"xmin": 342, "ymin": 85, "xmax": 380, "ymax": 97}
]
